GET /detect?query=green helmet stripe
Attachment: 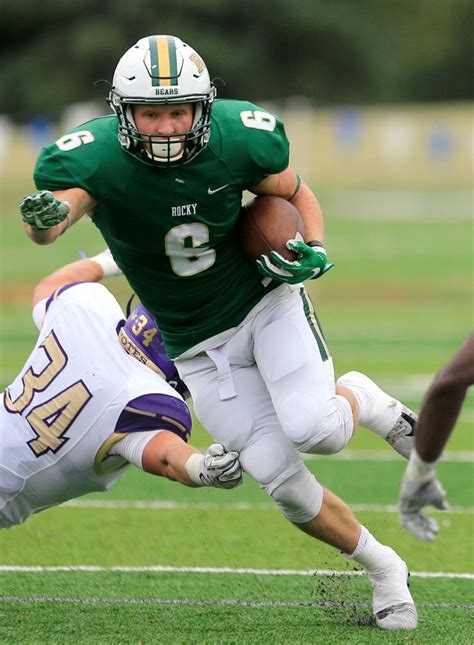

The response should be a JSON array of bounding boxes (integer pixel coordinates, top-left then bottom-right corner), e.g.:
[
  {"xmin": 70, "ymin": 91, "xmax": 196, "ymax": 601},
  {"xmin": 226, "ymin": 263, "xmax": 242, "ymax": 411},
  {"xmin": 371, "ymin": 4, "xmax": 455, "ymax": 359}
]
[
  {"xmin": 166, "ymin": 35, "xmax": 178, "ymax": 85},
  {"xmin": 148, "ymin": 36, "xmax": 160, "ymax": 86}
]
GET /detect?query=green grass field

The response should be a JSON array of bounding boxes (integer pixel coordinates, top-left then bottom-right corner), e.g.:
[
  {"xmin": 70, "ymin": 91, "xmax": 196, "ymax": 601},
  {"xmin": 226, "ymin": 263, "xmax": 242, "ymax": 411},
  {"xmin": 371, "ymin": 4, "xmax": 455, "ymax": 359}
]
[{"xmin": 0, "ymin": 174, "xmax": 473, "ymax": 643}]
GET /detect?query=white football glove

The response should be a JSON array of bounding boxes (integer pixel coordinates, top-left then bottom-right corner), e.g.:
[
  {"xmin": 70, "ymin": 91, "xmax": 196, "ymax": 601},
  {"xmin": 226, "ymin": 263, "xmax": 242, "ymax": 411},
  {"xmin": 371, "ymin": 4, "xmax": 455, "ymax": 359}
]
[
  {"xmin": 199, "ymin": 444, "xmax": 243, "ymax": 489},
  {"xmin": 399, "ymin": 472, "xmax": 448, "ymax": 542}
]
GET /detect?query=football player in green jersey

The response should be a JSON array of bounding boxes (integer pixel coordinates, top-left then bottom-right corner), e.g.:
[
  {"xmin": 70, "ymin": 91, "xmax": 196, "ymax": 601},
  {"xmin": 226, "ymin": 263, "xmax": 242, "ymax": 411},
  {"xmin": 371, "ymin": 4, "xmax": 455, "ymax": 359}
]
[{"xmin": 21, "ymin": 35, "xmax": 418, "ymax": 629}]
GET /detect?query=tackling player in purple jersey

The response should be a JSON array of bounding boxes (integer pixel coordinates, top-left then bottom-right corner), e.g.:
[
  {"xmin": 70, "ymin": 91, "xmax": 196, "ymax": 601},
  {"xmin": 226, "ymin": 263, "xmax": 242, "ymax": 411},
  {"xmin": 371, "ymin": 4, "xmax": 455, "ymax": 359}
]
[{"xmin": 0, "ymin": 250, "xmax": 242, "ymax": 529}]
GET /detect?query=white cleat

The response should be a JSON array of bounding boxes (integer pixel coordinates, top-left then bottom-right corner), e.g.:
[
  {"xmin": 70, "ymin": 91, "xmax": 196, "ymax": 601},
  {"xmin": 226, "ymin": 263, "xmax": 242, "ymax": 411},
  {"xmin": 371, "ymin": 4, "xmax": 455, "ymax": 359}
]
[
  {"xmin": 375, "ymin": 601, "xmax": 418, "ymax": 630},
  {"xmin": 337, "ymin": 371, "xmax": 417, "ymax": 458},
  {"xmin": 385, "ymin": 406, "xmax": 417, "ymax": 459},
  {"xmin": 367, "ymin": 549, "xmax": 418, "ymax": 630}
]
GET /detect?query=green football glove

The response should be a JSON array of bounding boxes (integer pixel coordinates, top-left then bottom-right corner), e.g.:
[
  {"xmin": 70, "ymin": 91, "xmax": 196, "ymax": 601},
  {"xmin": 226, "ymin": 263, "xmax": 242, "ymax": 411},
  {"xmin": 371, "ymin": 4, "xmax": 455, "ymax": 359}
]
[
  {"xmin": 256, "ymin": 239, "xmax": 334, "ymax": 285},
  {"xmin": 20, "ymin": 190, "xmax": 70, "ymax": 230}
]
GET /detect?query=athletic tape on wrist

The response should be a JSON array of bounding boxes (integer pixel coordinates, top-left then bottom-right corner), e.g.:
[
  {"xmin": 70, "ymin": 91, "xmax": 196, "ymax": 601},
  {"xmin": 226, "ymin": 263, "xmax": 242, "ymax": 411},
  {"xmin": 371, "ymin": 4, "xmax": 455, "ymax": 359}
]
[
  {"xmin": 406, "ymin": 448, "xmax": 436, "ymax": 481},
  {"xmin": 90, "ymin": 249, "xmax": 123, "ymax": 278},
  {"xmin": 307, "ymin": 240, "xmax": 325, "ymax": 249},
  {"xmin": 184, "ymin": 452, "xmax": 205, "ymax": 486}
]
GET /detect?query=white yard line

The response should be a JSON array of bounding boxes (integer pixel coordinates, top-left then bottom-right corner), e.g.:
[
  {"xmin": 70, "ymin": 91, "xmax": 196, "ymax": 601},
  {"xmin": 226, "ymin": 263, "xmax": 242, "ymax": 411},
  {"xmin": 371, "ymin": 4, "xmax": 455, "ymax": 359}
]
[
  {"xmin": 1, "ymin": 595, "xmax": 472, "ymax": 610},
  {"xmin": 302, "ymin": 450, "xmax": 474, "ymax": 462},
  {"xmin": 58, "ymin": 499, "xmax": 473, "ymax": 514},
  {"xmin": 0, "ymin": 565, "xmax": 472, "ymax": 579}
]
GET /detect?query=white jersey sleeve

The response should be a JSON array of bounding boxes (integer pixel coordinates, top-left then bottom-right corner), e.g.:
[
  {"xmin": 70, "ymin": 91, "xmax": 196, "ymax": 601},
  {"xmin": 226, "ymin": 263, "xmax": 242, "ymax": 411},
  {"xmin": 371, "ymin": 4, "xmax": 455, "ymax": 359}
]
[
  {"xmin": 32, "ymin": 299, "xmax": 47, "ymax": 330},
  {"xmin": 32, "ymin": 282, "xmax": 124, "ymax": 331},
  {"xmin": 44, "ymin": 281, "xmax": 125, "ymax": 329}
]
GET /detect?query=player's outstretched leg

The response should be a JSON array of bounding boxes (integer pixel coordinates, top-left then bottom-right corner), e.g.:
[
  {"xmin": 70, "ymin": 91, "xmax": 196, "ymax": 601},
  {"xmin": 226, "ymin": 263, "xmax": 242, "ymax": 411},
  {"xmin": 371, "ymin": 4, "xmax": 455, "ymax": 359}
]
[
  {"xmin": 337, "ymin": 371, "xmax": 417, "ymax": 458},
  {"xmin": 345, "ymin": 526, "xmax": 418, "ymax": 630},
  {"xmin": 291, "ymin": 488, "xmax": 417, "ymax": 630}
]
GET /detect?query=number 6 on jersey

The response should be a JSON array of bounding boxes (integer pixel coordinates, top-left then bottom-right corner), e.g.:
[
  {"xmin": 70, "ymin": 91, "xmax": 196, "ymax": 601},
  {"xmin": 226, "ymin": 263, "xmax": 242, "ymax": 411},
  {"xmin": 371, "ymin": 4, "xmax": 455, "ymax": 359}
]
[{"xmin": 165, "ymin": 223, "xmax": 216, "ymax": 276}]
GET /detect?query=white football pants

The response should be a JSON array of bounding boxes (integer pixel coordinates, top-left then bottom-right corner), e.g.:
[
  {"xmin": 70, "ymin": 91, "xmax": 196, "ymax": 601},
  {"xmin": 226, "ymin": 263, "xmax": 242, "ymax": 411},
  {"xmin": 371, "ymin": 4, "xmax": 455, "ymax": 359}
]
[{"xmin": 176, "ymin": 284, "xmax": 353, "ymax": 512}]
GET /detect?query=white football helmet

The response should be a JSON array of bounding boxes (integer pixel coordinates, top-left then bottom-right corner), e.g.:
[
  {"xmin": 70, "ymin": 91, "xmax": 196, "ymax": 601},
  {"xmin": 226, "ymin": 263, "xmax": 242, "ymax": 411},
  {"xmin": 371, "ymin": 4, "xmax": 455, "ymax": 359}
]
[{"xmin": 107, "ymin": 35, "xmax": 216, "ymax": 167}]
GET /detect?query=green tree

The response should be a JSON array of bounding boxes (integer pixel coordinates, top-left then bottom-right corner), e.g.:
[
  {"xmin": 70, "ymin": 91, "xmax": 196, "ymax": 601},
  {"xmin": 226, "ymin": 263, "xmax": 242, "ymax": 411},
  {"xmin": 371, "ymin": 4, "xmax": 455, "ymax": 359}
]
[{"xmin": 1, "ymin": 0, "xmax": 472, "ymax": 120}]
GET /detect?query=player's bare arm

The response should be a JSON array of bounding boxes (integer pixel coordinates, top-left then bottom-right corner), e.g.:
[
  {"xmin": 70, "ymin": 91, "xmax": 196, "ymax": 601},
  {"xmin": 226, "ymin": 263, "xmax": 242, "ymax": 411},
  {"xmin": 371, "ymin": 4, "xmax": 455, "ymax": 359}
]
[
  {"xmin": 32, "ymin": 253, "xmax": 121, "ymax": 306},
  {"xmin": 398, "ymin": 333, "xmax": 474, "ymax": 541},
  {"xmin": 21, "ymin": 187, "xmax": 97, "ymax": 245},
  {"xmin": 415, "ymin": 332, "xmax": 474, "ymax": 463},
  {"xmin": 251, "ymin": 167, "xmax": 332, "ymax": 284},
  {"xmin": 122, "ymin": 430, "xmax": 242, "ymax": 489},
  {"xmin": 142, "ymin": 431, "xmax": 200, "ymax": 483},
  {"xmin": 250, "ymin": 166, "xmax": 324, "ymax": 242}
]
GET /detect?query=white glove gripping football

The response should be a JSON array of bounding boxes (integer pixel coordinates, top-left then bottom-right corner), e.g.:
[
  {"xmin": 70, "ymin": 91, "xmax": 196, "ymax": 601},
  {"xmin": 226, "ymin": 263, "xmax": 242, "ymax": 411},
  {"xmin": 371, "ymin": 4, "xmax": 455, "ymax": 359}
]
[
  {"xmin": 399, "ymin": 454, "xmax": 449, "ymax": 542},
  {"xmin": 185, "ymin": 444, "xmax": 243, "ymax": 489}
]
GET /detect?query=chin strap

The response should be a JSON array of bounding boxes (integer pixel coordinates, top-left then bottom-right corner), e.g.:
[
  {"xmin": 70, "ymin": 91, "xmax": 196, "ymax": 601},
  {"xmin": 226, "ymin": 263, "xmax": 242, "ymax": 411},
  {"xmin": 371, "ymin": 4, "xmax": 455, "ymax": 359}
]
[{"xmin": 125, "ymin": 293, "xmax": 137, "ymax": 316}]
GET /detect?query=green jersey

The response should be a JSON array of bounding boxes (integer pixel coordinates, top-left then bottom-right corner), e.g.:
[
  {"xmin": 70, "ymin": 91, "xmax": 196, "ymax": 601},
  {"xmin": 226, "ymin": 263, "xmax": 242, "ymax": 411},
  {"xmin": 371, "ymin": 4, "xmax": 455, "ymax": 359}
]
[{"xmin": 34, "ymin": 99, "xmax": 289, "ymax": 357}]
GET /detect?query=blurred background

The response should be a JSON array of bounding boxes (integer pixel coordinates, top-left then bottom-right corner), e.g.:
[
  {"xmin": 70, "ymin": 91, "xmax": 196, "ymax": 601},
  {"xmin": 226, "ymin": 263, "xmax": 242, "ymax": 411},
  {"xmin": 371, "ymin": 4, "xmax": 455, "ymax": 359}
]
[
  {"xmin": 1, "ymin": 0, "xmax": 473, "ymax": 187},
  {"xmin": 0, "ymin": 0, "xmax": 472, "ymax": 401}
]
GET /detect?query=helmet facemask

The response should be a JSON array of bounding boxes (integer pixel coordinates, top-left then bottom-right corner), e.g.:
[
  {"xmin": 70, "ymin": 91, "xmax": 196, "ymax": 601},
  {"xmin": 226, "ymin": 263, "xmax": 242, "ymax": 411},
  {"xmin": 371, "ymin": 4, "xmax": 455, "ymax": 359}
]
[{"xmin": 107, "ymin": 35, "xmax": 216, "ymax": 168}]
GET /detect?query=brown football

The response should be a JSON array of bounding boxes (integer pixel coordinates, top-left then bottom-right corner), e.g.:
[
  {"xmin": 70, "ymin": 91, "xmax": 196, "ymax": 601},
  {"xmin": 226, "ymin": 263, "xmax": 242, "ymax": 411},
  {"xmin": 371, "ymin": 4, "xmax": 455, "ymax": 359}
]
[{"xmin": 240, "ymin": 195, "xmax": 305, "ymax": 262}]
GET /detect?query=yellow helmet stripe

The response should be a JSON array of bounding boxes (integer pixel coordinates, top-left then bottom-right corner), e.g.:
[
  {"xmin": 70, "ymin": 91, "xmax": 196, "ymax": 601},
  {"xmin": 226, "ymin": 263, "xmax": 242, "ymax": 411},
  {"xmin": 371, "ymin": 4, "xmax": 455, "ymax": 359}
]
[{"xmin": 149, "ymin": 35, "xmax": 178, "ymax": 87}]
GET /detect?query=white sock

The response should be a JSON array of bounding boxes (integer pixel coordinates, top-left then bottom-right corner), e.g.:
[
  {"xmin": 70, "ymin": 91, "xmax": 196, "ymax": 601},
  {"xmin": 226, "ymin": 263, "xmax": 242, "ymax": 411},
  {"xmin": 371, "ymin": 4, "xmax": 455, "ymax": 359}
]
[
  {"xmin": 337, "ymin": 371, "xmax": 402, "ymax": 438},
  {"xmin": 405, "ymin": 448, "xmax": 437, "ymax": 483},
  {"xmin": 344, "ymin": 525, "xmax": 392, "ymax": 573},
  {"xmin": 348, "ymin": 388, "xmax": 370, "ymax": 424}
]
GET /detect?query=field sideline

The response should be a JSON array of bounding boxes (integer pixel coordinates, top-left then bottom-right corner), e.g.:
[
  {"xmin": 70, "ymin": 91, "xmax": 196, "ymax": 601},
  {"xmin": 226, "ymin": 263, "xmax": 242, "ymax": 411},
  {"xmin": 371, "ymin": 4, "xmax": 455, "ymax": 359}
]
[{"xmin": 1, "ymin": 178, "xmax": 473, "ymax": 642}]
